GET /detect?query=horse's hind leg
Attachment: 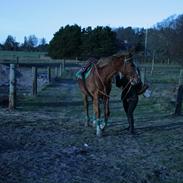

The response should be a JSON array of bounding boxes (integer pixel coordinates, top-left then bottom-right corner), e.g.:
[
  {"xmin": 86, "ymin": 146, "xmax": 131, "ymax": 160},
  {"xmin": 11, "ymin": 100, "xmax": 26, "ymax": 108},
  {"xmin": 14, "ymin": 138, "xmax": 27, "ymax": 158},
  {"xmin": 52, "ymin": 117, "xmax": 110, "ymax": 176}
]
[
  {"xmin": 83, "ymin": 95, "xmax": 90, "ymax": 127},
  {"xmin": 93, "ymin": 94, "xmax": 102, "ymax": 137}
]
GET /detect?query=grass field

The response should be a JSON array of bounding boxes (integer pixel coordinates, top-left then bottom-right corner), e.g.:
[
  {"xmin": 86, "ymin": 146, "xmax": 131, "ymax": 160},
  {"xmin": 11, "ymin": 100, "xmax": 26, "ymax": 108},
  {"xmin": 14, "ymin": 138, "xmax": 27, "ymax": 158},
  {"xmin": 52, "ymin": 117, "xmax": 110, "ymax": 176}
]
[{"xmin": 0, "ymin": 50, "xmax": 47, "ymax": 59}]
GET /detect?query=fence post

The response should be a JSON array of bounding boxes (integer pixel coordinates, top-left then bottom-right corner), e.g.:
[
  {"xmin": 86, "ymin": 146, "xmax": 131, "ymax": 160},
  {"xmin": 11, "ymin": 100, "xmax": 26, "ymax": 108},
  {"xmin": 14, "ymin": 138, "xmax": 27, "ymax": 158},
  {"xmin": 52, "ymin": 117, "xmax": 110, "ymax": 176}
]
[
  {"xmin": 175, "ymin": 69, "xmax": 183, "ymax": 115},
  {"xmin": 175, "ymin": 85, "xmax": 183, "ymax": 115},
  {"xmin": 47, "ymin": 66, "xmax": 51, "ymax": 84},
  {"xmin": 59, "ymin": 64, "xmax": 62, "ymax": 77},
  {"xmin": 9, "ymin": 64, "xmax": 16, "ymax": 109},
  {"xmin": 62, "ymin": 59, "xmax": 65, "ymax": 72},
  {"xmin": 54, "ymin": 67, "xmax": 58, "ymax": 78},
  {"xmin": 32, "ymin": 66, "xmax": 38, "ymax": 96},
  {"xmin": 178, "ymin": 69, "xmax": 183, "ymax": 86},
  {"xmin": 150, "ymin": 50, "xmax": 155, "ymax": 75}
]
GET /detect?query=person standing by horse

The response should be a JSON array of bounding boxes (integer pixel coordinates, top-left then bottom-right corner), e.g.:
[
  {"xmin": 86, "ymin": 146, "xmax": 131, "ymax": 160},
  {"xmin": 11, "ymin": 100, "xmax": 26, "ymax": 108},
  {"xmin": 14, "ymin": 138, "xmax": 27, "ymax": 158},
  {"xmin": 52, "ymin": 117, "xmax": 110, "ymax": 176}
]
[{"xmin": 115, "ymin": 68, "xmax": 149, "ymax": 134}]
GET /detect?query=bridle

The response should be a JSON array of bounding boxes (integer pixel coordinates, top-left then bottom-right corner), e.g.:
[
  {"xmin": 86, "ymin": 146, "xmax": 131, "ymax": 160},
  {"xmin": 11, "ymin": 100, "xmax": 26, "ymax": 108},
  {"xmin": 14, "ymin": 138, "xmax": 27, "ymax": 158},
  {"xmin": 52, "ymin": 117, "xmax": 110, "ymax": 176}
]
[
  {"xmin": 120, "ymin": 56, "xmax": 138, "ymax": 101},
  {"xmin": 92, "ymin": 56, "xmax": 136, "ymax": 99},
  {"xmin": 122, "ymin": 56, "xmax": 133, "ymax": 73}
]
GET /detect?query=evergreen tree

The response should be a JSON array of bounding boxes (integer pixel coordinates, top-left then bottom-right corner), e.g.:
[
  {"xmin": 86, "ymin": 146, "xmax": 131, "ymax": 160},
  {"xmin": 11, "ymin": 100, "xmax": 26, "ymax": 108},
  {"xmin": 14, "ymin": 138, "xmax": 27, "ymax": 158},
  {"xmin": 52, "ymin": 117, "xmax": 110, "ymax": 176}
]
[
  {"xmin": 3, "ymin": 35, "xmax": 19, "ymax": 51},
  {"xmin": 49, "ymin": 24, "xmax": 81, "ymax": 59}
]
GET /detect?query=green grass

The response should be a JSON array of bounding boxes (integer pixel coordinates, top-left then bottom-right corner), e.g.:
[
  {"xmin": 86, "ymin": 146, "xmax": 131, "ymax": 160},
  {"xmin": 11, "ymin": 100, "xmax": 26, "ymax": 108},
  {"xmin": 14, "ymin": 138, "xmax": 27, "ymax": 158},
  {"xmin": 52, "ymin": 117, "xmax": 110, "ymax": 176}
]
[{"xmin": 0, "ymin": 50, "xmax": 47, "ymax": 59}]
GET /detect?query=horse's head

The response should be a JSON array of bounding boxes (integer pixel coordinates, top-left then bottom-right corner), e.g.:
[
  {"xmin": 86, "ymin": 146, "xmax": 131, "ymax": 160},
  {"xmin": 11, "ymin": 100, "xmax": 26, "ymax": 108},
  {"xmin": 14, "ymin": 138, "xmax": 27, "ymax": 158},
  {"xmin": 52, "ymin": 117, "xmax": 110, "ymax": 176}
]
[{"xmin": 113, "ymin": 51, "xmax": 140, "ymax": 85}]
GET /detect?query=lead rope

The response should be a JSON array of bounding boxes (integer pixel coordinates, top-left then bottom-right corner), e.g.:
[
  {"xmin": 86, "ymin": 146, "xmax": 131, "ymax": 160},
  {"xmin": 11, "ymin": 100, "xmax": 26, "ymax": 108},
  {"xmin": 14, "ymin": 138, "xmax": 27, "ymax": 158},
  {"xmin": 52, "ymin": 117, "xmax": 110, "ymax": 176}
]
[
  {"xmin": 121, "ymin": 79, "xmax": 133, "ymax": 101},
  {"xmin": 93, "ymin": 64, "xmax": 110, "ymax": 98},
  {"xmin": 121, "ymin": 85, "xmax": 132, "ymax": 101}
]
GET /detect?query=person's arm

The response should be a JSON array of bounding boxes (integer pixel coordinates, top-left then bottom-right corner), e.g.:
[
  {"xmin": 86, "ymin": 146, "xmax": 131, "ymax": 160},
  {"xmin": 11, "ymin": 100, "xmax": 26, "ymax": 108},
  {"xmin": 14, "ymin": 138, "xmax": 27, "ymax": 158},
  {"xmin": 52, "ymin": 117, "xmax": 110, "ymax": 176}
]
[{"xmin": 137, "ymin": 83, "xmax": 149, "ymax": 95}]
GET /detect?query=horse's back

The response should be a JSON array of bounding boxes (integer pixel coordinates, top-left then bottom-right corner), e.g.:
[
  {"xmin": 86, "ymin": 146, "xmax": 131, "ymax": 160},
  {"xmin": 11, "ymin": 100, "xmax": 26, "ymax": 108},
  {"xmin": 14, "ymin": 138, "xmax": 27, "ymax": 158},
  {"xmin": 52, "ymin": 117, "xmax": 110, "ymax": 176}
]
[{"xmin": 97, "ymin": 56, "xmax": 113, "ymax": 68}]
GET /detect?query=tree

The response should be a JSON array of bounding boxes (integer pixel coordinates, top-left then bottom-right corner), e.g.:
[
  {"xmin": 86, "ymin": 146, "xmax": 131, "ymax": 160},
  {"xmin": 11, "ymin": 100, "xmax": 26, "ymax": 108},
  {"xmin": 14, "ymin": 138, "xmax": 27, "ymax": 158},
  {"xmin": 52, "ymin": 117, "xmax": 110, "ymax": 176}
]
[
  {"xmin": 20, "ymin": 36, "xmax": 29, "ymax": 51},
  {"xmin": 49, "ymin": 24, "xmax": 82, "ymax": 59},
  {"xmin": 27, "ymin": 35, "xmax": 38, "ymax": 50},
  {"xmin": 80, "ymin": 26, "xmax": 117, "ymax": 58},
  {"xmin": 37, "ymin": 38, "xmax": 48, "ymax": 52},
  {"xmin": 115, "ymin": 27, "xmax": 144, "ymax": 52},
  {"xmin": 40, "ymin": 38, "xmax": 46, "ymax": 46},
  {"xmin": 3, "ymin": 35, "xmax": 19, "ymax": 51},
  {"xmin": 0, "ymin": 43, "xmax": 3, "ymax": 50},
  {"xmin": 49, "ymin": 25, "xmax": 117, "ymax": 59}
]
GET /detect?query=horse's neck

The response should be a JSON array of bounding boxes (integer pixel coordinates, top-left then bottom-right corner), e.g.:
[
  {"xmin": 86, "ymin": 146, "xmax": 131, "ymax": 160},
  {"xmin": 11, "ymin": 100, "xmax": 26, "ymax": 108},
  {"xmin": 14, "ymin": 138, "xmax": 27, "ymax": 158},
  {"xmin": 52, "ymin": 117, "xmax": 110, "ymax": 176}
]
[{"xmin": 100, "ymin": 64, "xmax": 117, "ymax": 82}]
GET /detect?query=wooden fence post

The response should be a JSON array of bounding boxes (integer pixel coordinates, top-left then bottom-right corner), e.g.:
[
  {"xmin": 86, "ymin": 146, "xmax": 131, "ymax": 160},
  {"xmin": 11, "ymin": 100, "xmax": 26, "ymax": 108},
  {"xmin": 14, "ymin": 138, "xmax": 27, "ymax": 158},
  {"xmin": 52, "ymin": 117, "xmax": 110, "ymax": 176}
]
[
  {"xmin": 32, "ymin": 67, "xmax": 38, "ymax": 96},
  {"xmin": 150, "ymin": 50, "xmax": 155, "ymax": 75},
  {"xmin": 9, "ymin": 64, "xmax": 16, "ymax": 109},
  {"xmin": 54, "ymin": 67, "xmax": 58, "ymax": 78},
  {"xmin": 175, "ymin": 85, "xmax": 183, "ymax": 115},
  {"xmin": 178, "ymin": 69, "xmax": 183, "ymax": 86},
  {"xmin": 59, "ymin": 64, "xmax": 62, "ymax": 77},
  {"xmin": 175, "ymin": 69, "xmax": 183, "ymax": 115},
  {"xmin": 47, "ymin": 66, "xmax": 51, "ymax": 84},
  {"xmin": 62, "ymin": 59, "xmax": 65, "ymax": 72}
]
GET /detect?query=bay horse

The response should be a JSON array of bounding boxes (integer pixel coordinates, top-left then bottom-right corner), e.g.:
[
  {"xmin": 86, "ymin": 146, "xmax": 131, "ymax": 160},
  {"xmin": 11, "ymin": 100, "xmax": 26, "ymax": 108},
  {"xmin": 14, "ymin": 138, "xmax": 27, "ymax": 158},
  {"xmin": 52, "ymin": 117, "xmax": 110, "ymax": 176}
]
[{"xmin": 77, "ymin": 51, "xmax": 140, "ymax": 137}]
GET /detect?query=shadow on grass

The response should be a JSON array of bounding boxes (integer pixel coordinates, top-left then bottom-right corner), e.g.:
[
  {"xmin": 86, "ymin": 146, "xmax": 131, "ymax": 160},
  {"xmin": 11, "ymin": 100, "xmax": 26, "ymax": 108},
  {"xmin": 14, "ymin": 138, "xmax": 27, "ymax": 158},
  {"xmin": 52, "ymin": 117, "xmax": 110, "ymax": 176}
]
[
  {"xmin": 105, "ymin": 116, "xmax": 183, "ymax": 137},
  {"xmin": 18, "ymin": 100, "xmax": 83, "ymax": 108}
]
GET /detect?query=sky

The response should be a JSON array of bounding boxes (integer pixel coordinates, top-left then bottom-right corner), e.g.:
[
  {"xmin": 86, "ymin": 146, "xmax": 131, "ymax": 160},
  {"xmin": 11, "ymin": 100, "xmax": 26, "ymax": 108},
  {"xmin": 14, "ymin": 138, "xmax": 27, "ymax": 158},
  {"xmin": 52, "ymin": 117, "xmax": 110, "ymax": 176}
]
[{"xmin": 0, "ymin": 0, "xmax": 183, "ymax": 43}]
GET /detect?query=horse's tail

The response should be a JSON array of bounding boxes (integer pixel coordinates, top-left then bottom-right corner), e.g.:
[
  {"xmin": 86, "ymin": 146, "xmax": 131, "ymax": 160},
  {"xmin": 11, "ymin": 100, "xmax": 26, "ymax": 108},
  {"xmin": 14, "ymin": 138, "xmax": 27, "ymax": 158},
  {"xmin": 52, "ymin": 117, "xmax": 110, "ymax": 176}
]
[{"xmin": 78, "ymin": 77, "xmax": 93, "ymax": 98}]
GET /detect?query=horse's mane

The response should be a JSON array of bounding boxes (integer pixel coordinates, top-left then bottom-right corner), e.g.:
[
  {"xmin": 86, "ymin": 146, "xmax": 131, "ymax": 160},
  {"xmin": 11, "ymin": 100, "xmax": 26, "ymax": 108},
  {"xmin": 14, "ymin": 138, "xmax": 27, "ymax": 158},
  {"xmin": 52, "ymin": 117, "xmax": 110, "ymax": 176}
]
[
  {"xmin": 96, "ymin": 56, "xmax": 113, "ymax": 68},
  {"xmin": 96, "ymin": 51, "xmax": 131, "ymax": 68}
]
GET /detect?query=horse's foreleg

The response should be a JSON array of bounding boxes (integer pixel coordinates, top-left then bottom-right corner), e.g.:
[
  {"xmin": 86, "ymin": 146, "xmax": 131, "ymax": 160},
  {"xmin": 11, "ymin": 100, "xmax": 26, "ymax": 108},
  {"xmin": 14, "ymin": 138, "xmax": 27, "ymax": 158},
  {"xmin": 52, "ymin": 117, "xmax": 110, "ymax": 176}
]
[
  {"xmin": 83, "ymin": 95, "xmax": 90, "ymax": 127},
  {"xmin": 93, "ymin": 94, "xmax": 102, "ymax": 137},
  {"xmin": 103, "ymin": 97, "xmax": 110, "ymax": 129}
]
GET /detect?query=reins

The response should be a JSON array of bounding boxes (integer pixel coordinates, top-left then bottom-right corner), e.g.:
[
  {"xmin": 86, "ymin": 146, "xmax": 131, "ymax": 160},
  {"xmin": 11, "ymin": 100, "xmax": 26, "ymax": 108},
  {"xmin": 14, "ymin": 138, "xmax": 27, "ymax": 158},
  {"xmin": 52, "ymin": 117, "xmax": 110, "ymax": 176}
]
[
  {"xmin": 93, "ymin": 64, "xmax": 110, "ymax": 98},
  {"xmin": 121, "ymin": 80, "xmax": 132, "ymax": 101}
]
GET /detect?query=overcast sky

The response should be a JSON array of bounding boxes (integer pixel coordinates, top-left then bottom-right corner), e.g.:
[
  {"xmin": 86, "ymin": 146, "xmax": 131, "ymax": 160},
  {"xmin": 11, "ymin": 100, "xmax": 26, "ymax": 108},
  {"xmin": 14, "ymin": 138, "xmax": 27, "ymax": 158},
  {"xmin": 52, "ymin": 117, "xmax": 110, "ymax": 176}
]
[{"xmin": 0, "ymin": 0, "xmax": 183, "ymax": 43}]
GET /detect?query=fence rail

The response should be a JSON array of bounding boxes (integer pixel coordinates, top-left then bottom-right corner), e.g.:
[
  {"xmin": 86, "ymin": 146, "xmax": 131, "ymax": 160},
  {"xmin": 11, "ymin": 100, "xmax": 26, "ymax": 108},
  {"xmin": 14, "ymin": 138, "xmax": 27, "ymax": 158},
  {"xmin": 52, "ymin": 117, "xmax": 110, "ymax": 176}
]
[{"xmin": 0, "ymin": 58, "xmax": 70, "ymax": 109}]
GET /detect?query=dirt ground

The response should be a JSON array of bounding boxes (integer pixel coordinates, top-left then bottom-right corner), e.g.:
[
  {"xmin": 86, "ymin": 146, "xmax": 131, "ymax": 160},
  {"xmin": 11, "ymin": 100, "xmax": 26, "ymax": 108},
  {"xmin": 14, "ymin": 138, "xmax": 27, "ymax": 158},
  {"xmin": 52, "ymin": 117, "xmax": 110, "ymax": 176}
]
[{"xmin": 0, "ymin": 75, "xmax": 183, "ymax": 183}]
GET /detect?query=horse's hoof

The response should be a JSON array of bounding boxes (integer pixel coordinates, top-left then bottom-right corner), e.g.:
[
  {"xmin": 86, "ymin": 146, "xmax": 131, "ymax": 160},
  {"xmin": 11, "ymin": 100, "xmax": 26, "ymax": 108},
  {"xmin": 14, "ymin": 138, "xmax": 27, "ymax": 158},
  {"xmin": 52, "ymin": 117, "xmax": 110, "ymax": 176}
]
[
  {"xmin": 96, "ymin": 126, "xmax": 102, "ymax": 137},
  {"xmin": 85, "ymin": 122, "xmax": 89, "ymax": 127},
  {"xmin": 99, "ymin": 123, "xmax": 106, "ymax": 131},
  {"xmin": 92, "ymin": 120, "xmax": 96, "ymax": 127}
]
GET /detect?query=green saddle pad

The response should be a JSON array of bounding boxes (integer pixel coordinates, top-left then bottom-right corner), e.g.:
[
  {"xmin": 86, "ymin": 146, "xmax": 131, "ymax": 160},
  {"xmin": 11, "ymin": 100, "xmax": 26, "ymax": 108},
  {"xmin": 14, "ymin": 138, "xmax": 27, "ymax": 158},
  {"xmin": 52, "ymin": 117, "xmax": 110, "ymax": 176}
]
[{"xmin": 76, "ymin": 64, "xmax": 93, "ymax": 79}]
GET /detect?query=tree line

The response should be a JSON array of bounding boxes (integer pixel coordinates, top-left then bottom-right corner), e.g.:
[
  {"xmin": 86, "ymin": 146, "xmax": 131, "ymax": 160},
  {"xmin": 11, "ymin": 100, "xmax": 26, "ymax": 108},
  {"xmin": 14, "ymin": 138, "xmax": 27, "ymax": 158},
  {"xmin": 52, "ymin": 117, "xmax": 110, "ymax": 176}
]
[
  {"xmin": 0, "ymin": 35, "xmax": 48, "ymax": 52},
  {"xmin": 1, "ymin": 14, "xmax": 183, "ymax": 65},
  {"xmin": 48, "ymin": 14, "xmax": 183, "ymax": 65},
  {"xmin": 147, "ymin": 14, "xmax": 183, "ymax": 65},
  {"xmin": 48, "ymin": 24, "xmax": 144, "ymax": 60}
]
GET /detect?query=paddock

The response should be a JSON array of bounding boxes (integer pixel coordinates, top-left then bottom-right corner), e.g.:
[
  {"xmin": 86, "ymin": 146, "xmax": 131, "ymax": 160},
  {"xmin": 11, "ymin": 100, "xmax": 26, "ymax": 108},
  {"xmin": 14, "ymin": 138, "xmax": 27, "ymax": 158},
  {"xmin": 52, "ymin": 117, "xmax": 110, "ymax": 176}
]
[{"xmin": 0, "ymin": 56, "xmax": 183, "ymax": 182}]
